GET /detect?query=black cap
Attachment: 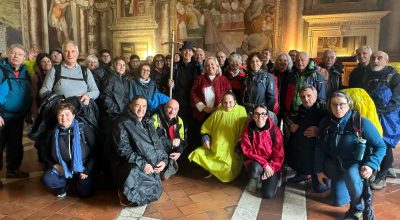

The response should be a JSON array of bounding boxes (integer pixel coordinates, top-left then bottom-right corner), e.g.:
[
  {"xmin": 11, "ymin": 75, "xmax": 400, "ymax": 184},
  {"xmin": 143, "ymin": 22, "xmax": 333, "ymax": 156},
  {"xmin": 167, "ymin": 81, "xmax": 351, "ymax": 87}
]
[{"xmin": 179, "ymin": 41, "xmax": 194, "ymax": 51}]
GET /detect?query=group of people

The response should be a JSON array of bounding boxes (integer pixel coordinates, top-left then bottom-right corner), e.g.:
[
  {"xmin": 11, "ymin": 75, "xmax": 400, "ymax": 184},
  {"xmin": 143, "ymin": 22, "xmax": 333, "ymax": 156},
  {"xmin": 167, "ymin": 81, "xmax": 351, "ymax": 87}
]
[{"xmin": 0, "ymin": 40, "xmax": 398, "ymax": 219}]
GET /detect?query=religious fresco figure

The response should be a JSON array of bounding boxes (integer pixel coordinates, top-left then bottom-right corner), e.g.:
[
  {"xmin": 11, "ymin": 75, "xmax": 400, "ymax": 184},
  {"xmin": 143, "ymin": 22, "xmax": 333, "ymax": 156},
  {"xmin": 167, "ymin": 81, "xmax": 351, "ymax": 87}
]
[{"xmin": 49, "ymin": 0, "xmax": 72, "ymax": 45}]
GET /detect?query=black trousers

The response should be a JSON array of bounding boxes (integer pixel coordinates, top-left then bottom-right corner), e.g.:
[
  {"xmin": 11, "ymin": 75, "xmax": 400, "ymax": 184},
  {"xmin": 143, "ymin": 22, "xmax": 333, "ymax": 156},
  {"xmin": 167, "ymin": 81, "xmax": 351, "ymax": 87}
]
[
  {"xmin": 0, "ymin": 117, "xmax": 25, "ymax": 171},
  {"xmin": 378, "ymin": 143, "xmax": 393, "ymax": 178},
  {"xmin": 246, "ymin": 161, "xmax": 281, "ymax": 199}
]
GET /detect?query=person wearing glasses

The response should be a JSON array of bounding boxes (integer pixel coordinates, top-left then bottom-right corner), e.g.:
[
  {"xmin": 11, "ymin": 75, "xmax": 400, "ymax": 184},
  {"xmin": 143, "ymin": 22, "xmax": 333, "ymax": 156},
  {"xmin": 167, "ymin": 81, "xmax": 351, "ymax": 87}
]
[
  {"xmin": 240, "ymin": 104, "xmax": 284, "ymax": 198},
  {"xmin": 0, "ymin": 44, "xmax": 32, "ymax": 183},
  {"xmin": 150, "ymin": 54, "xmax": 169, "ymax": 95},
  {"xmin": 314, "ymin": 91, "xmax": 386, "ymax": 219}
]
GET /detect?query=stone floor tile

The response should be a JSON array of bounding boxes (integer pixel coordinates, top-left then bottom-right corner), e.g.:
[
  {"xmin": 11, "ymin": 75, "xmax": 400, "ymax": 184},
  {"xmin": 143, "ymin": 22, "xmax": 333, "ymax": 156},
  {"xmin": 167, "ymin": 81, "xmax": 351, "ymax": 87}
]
[
  {"xmin": 186, "ymin": 212, "xmax": 211, "ymax": 220},
  {"xmin": 158, "ymin": 207, "xmax": 184, "ymax": 219}
]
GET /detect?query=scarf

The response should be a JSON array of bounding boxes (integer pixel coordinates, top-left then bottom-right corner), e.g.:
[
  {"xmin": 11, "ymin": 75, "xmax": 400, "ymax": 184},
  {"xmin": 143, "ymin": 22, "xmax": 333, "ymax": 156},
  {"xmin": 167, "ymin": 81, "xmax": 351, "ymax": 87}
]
[
  {"xmin": 139, "ymin": 77, "xmax": 151, "ymax": 85},
  {"xmin": 54, "ymin": 119, "xmax": 84, "ymax": 178}
]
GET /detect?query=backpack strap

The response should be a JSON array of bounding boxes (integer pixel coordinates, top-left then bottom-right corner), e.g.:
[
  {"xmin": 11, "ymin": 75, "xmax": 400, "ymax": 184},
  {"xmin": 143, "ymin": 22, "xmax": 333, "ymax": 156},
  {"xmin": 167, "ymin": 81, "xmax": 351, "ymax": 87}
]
[
  {"xmin": 351, "ymin": 111, "xmax": 362, "ymax": 139},
  {"xmin": 0, "ymin": 66, "xmax": 12, "ymax": 91},
  {"xmin": 53, "ymin": 64, "xmax": 88, "ymax": 89}
]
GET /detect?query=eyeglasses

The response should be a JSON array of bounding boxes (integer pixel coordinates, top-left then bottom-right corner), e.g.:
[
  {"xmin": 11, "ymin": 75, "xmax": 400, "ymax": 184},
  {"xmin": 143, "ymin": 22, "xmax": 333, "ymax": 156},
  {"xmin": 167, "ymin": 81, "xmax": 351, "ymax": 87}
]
[
  {"xmin": 330, "ymin": 103, "xmax": 348, "ymax": 109},
  {"xmin": 9, "ymin": 52, "xmax": 25, "ymax": 57},
  {"xmin": 254, "ymin": 112, "xmax": 268, "ymax": 117}
]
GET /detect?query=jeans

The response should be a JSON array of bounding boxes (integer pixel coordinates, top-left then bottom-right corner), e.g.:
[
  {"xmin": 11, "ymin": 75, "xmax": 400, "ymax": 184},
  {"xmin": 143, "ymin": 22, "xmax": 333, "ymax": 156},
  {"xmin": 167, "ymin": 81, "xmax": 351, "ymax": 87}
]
[
  {"xmin": 42, "ymin": 169, "xmax": 94, "ymax": 198},
  {"xmin": 246, "ymin": 161, "xmax": 281, "ymax": 199},
  {"xmin": 311, "ymin": 173, "xmax": 331, "ymax": 193},
  {"xmin": 330, "ymin": 163, "xmax": 364, "ymax": 211}
]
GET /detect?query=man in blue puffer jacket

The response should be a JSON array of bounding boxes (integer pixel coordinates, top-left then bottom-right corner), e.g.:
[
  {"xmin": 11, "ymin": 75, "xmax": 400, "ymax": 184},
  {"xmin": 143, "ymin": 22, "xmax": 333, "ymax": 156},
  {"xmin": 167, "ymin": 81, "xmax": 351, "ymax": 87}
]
[
  {"xmin": 0, "ymin": 44, "xmax": 32, "ymax": 184},
  {"xmin": 363, "ymin": 50, "xmax": 400, "ymax": 190}
]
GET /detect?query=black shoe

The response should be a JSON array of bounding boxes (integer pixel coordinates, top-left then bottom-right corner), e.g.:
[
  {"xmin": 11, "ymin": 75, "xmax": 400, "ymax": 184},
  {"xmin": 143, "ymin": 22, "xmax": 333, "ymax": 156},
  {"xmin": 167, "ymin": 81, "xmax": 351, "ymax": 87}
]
[
  {"xmin": 6, "ymin": 170, "xmax": 29, "ymax": 178},
  {"xmin": 287, "ymin": 174, "xmax": 310, "ymax": 183}
]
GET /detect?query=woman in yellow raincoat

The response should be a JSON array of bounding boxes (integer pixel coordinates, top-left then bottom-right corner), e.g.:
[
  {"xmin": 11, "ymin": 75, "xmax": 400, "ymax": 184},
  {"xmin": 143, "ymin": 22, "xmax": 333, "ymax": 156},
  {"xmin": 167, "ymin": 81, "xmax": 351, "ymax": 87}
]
[{"xmin": 188, "ymin": 91, "xmax": 247, "ymax": 182}]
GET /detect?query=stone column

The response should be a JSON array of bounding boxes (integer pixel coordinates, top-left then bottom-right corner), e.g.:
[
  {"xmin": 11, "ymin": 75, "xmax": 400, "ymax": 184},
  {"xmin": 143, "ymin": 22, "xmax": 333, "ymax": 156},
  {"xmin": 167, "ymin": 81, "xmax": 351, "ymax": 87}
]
[
  {"xmin": 79, "ymin": 8, "xmax": 88, "ymax": 57},
  {"xmin": 41, "ymin": 1, "xmax": 49, "ymax": 52},
  {"xmin": 158, "ymin": 1, "xmax": 169, "ymax": 55},
  {"xmin": 281, "ymin": 0, "xmax": 301, "ymax": 52},
  {"xmin": 28, "ymin": 0, "xmax": 40, "ymax": 48},
  {"xmin": 381, "ymin": 0, "xmax": 400, "ymax": 60},
  {"xmin": 99, "ymin": 11, "xmax": 108, "ymax": 51}
]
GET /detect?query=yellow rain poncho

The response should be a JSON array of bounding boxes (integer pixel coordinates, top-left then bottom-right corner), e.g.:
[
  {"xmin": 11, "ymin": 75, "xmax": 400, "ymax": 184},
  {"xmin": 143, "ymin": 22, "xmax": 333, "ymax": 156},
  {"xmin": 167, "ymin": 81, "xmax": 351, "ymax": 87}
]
[
  {"xmin": 342, "ymin": 88, "xmax": 383, "ymax": 136},
  {"xmin": 188, "ymin": 104, "xmax": 247, "ymax": 182}
]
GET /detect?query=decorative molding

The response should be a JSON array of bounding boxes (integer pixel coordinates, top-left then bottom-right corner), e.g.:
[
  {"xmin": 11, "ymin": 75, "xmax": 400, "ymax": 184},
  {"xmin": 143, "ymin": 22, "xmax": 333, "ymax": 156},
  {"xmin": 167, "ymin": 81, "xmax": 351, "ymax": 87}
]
[
  {"xmin": 303, "ymin": 11, "xmax": 390, "ymax": 26},
  {"xmin": 303, "ymin": 11, "xmax": 390, "ymax": 57}
]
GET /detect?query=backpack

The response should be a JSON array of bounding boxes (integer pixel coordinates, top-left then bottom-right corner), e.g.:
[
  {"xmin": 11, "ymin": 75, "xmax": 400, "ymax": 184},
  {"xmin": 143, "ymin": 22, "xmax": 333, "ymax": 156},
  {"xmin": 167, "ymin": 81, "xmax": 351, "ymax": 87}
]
[
  {"xmin": 53, "ymin": 64, "xmax": 88, "ymax": 88},
  {"xmin": 321, "ymin": 111, "xmax": 369, "ymax": 169},
  {"xmin": 0, "ymin": 65, "xmax": 30, "ymax": 106}
]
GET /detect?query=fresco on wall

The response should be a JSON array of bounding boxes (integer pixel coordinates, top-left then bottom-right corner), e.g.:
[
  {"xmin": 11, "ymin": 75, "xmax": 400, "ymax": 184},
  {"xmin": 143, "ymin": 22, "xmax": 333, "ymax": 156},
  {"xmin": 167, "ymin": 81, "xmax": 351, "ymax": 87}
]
[
  {"xmin": 48, "ymin": 0, "xmax": 74, "ymax": 48},
  {"xmin": 48, "ymin": 0, "xmax": 73, "ymax": 44},
  {"xmin": 176, "ymin": 0, "xmax": 276, "ymax": 55},
  {"xmin": 0, "ymin": 0, "xmax": 23, "ymax": 52}
]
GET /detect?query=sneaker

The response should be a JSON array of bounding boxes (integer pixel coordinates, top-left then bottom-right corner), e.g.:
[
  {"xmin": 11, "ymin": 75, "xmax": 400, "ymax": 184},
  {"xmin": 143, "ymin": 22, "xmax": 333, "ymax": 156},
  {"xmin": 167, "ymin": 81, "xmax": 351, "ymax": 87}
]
[
  {"xmin": 287, "ymin": 174, "xmax": 310, "ymax": 183},
  {"xmin": 57, "ymin": 191, "xmax": 67, "ymax": 199},
  {"xmin": 247, "ymin": 178, "xmax": 258, "ymax": 193},
  {"xmin": 387, "ymin": 168, "xmax": 397, "ymax": 178},
  {"xmin": 343, "ymin": 207, "xmax": 362, "ymax": 220},
  {"xmin": 6, "ymin": 170, "xmax": 29, "ymax": 178},
  {"xmin": 118, "ymin": 189, "xmax": 132, "ymax": 207},
  {"xmin": 370, "ymin": 176, "xmax": 387, "ymax": 190}
]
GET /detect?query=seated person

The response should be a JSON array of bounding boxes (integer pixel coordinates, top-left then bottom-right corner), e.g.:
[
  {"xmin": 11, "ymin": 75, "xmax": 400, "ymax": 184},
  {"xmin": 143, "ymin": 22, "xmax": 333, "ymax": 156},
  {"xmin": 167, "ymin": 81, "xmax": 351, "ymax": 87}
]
[
  {"xmin": 285, "ymin": 85, "xmax": 330, "ymax": 192},
  {"xmin": 110, "ymin": 96, "xmax": 168, "ymax": 206},
  {"xmin": 241, "ymin": 104, "xmax": 284, "ymax": 199},
  {"xmin": 42, "ymin": 102, "xmax": 94, "ymax": 198},
  {"xmin": 189, "ymin": 91, "xmax": 247, "ymax": 182},
  {"xmin": 129, "ymin": 64, "xmax": 169, "ymax": 115},
  {"xmin": 152, "ymin": 99, "xmax": 187, "ymax": 180}
]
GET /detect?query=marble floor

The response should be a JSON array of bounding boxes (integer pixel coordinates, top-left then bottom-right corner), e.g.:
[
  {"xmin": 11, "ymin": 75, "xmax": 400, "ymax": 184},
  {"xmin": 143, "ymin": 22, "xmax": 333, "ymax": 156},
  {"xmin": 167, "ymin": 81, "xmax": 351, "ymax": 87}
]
[{"xmin": 0, "ymin": 127, "xmax": 399, "ymax": 220}]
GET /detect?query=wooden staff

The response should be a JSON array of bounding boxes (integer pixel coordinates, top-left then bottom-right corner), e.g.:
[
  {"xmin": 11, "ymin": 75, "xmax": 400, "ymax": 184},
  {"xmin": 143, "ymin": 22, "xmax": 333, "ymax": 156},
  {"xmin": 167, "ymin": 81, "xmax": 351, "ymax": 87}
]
[{"xmin": 162, "ymin": 30, "xmax": 182, "ymax": 98}]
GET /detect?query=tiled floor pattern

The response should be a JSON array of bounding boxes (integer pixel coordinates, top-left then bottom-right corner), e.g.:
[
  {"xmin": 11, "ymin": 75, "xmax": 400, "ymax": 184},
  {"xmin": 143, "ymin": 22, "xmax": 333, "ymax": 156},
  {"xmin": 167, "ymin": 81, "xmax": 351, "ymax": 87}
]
[{"xmin": 0, "ymin": 127, "xmax": 399, "ymax": 219}]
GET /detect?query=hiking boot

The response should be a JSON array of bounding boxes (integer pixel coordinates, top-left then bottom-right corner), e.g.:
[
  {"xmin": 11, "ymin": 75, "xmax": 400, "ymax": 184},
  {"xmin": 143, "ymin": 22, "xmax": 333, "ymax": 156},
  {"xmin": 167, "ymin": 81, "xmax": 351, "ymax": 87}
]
[
  {"xmin": 6, "ymin": 170, "xmax": 29, "ymax": 178},
  {"xmin": 247, "ymin": 178, "xmax": 258, "ymax": 193},
  {"xmin": 287, "ymin": 174, "xmax": 310, "ymax": 183},
  {"xmin": 343, "ymin": 207, "xmax": 362, "ymax": 220},
  {"xmin": 370, "ymin": 176, "xmax": 387, "ymax": 190},
  {"xmin": 387, "ymin": 168, "xmax": 397, "ymax": 178},
  {"xmin": 118, "ymin": 189, "xmax": 133, "ymax": 207}
]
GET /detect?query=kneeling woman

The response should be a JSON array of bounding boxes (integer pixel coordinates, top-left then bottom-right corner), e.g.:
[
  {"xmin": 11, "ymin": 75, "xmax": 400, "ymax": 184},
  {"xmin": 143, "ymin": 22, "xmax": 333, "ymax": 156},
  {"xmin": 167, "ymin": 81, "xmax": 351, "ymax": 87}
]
[
  {"xmin": 42, "ymin": 102, "xmax": 94, "ymax": 198},
  {"xmin": 189, "ymin": 92, "xmax": 247, "ymax": 182},
  {"xmin": 241, "ymin": 104, "xmax": 284, "ymax": 199},
  {"xmin": 315, "ymin": 91, "xmax": 386, "ymax": 219}
]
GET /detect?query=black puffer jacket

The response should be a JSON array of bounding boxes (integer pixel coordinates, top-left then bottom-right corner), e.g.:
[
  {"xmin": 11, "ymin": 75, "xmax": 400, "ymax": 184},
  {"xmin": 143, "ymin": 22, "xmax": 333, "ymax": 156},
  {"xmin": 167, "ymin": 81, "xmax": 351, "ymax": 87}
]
[
  {"xmin": 110, "ymin": 110, "xmax": 168, "ymax": 206},
  {"xmin": 286, "ymin": 102, "xmax": 328, "ymax": 174}
]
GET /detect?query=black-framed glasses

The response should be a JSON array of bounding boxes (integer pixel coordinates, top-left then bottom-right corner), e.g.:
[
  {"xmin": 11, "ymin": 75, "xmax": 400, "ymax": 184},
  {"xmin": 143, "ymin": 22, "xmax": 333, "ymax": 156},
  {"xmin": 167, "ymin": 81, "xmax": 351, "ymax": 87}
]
[
  {"xmin": 254, "ymin": 112, "xmax": 268, "ymax": 117},
  {"xmin": 330, "ymin": 103, "xmax": 348, "ymax": 109}
]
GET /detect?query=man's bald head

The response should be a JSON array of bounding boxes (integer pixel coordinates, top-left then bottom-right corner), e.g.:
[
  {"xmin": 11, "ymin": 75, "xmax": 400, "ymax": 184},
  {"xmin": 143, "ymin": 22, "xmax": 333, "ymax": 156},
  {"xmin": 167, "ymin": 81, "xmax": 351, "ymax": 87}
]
[
  {"xmin": 164, "ymin": 99, "xmax": 180, "ymax": 119},
  {"xmin": 369, "ymin": 51, "xmax": 389, "ymax": 72}
]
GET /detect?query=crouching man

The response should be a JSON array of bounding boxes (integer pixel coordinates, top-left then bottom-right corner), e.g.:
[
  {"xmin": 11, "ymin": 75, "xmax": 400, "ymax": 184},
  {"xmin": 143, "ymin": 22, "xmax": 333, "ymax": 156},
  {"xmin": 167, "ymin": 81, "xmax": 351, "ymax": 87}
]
[{"xmin": 110, "ymin": 95, "xmax": 168, "ymax": 206}]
